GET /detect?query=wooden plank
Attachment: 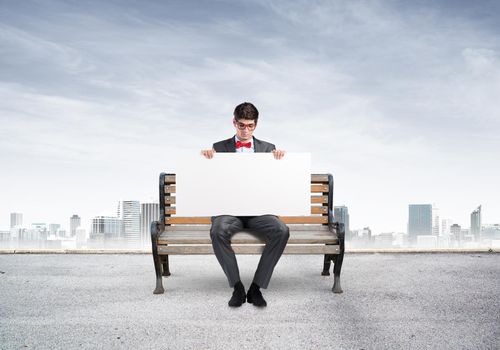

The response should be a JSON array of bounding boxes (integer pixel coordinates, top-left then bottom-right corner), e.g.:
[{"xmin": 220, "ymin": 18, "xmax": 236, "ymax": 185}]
[
  {"xmin": 165, "ymin": 216, "xmax": 328, "ymax": 225},
  {"xmin": 165, "ymin": 174, "xmax": 330, "ymax": 184},
  {"xmin": 158, "ymin": 244, "xmax": 340, "ymax": 255},
  {"xmin": 165, "ymin": 175, "xmax": 176, "ymax": 184},
  {"xmin": 163, "ymin": 225, "xmax": 332, "ymax": 232},
  {"xmin": 311, "ymin": 174, "xmax": 329, "ymax": 183},
  {"xmin": 311, "ymin": 195, "xmax": 328, "ymax": 204},
  {"xmin": 165, "ymin": 195, "xmax": 329, "ymax": 205},
  {"xmin": 311, "ymin": 184, "xmax": 329, "ymax": 193},
  {"xmin": 165, "ymin": 206, "xmax": 328, "ymax": 215},
  {"xmin": 158, "ymin": 231, "xmax": 338, "ymax": 245},
  {"xmin": 165, "ymin": 184, "xmax": 329, "ymax": 194}
]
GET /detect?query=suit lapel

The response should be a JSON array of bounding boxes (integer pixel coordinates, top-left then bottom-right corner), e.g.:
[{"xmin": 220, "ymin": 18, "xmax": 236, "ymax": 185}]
[
  {"xmin": 253, "ymin": 137, "xmax": 262, "ymax": 152},
  {"xmin": 225, "ymin": 138, "xmax": 236, "ymax": 152}
]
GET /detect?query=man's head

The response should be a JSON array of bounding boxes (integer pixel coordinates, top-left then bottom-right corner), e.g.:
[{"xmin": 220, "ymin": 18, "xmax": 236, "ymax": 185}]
[{"xmin": 233, "ymin": 102, "xmax": 258, "ymax": 142}]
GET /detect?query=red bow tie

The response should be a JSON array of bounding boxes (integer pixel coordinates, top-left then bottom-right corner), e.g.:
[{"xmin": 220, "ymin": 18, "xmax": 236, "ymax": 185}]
[{"xmin": 236, "ymin": 141, "xmax": 252, "ymax": 149}]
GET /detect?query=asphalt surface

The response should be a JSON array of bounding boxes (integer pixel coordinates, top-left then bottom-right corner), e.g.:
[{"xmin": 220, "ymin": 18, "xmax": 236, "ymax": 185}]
[{"xmin": 0, "ymin": 253, "xmax": 499, "ymax": 349}]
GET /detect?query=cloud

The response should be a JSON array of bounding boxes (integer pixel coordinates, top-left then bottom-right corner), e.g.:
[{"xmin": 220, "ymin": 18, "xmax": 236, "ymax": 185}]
[{"xmin": 0, "ymin": 0, "xmax": 499, "ymax": 232}]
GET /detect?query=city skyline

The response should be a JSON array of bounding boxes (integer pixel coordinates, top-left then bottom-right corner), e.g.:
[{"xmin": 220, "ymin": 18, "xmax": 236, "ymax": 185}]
[
  {"xmin": 2, "ymin": 201, "xmax": 495, "ymax": 238},
  {"xmin": 1, "ymin": 1, "xmax": 499, "ymax": 233}
]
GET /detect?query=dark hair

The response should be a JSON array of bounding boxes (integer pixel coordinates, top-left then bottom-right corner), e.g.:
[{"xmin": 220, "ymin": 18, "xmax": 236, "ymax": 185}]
[{"xmin": 233, "ymin": 102, "xmax": 259, "ymax": 122}]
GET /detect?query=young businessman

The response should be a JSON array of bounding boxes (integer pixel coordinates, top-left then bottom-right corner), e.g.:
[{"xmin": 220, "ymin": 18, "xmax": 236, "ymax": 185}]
[{"xmin": 201, "ymin": 102, "xmax": 289, "ymax": 307}]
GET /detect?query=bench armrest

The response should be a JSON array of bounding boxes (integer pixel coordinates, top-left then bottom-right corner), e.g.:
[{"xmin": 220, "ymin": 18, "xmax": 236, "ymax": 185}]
[
  {"xmin": 329, "ymin": 221, "xmax": 345, "ymax": 240},
  {"xmin": 150, "ymin": 220, "xmax": 164, "ymax": 241}
]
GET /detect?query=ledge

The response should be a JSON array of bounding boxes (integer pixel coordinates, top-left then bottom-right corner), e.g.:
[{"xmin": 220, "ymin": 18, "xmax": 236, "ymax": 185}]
[{"xmin": 0, "ymin": 248, "xmax": 497, "ymax": 254}]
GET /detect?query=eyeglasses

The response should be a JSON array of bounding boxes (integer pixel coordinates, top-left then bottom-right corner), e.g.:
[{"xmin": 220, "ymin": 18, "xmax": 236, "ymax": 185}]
[{"xmin": 235, "ymin": 121, "xmax": 256, "ymax": 130}]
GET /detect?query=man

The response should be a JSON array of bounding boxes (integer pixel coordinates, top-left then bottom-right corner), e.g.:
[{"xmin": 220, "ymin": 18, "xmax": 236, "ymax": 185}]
[{"xmin": 200, "ymin": 102, "xmax": 289, "ymax": 308}]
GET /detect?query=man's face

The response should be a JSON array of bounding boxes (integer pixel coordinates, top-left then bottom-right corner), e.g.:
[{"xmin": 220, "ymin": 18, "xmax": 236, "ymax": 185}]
[{"xmin": 233, "ymin": 118, "xmax": 257, "ymax": 142}]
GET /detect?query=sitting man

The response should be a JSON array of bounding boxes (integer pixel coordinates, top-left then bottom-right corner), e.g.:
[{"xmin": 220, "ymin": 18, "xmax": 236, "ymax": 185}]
[{"xmin": 201, "ymin": 102, "xmax": 289, "ymax": 307}]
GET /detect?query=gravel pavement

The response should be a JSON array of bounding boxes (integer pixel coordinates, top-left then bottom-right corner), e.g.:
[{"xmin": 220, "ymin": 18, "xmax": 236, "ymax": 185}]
[{"xmin": 0, "ymin": 253, "xmax": 499, "ymax": 349}]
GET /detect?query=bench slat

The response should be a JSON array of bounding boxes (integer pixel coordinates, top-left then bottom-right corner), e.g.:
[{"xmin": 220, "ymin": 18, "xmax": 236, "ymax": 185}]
[
  {"xmin": 158, "ymin": 244, "xmax": 340, "ymax": 255},
  {"xmin": 165, "ymin": 216, "xmax": 328, "ymax": 225},
  {"xmin": 163, "ymin": 225, "xmax": 332, "ymax": 232},
  {"xmin": 158, "ymin": 231, "xmax": 338, "ymax": 245},
  {"xmin": 165, "ymin": 195, "xmax": 329, "ymax": 205},
  {"xmin": 164, "ymin": 206, "xmax": 328, "ymax": 215},
  {"xmin": 164, "ymin": 184, "xmax": 329, "ymax": 194},
  {"xmin": 164, "ymin": 174, "xmax": 330, "ymax": 184}
]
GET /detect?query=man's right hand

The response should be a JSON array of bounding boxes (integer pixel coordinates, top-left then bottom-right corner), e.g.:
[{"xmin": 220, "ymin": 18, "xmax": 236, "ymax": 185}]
[{"xmin": 201, "ymin": 149, "xmax": 216, "ymax": 159}]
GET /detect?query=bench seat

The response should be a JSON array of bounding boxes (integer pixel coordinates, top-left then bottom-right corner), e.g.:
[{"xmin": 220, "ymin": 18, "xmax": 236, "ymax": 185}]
[{"xmin": 158, "ymin": 227, "xmax": 339, "ymax": 254}]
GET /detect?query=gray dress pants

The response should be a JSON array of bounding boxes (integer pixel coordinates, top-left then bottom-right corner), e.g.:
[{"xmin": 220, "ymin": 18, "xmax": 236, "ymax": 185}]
[{"xmin": 210, "ymin": 215, "xmax": 290, "ymax": 289}]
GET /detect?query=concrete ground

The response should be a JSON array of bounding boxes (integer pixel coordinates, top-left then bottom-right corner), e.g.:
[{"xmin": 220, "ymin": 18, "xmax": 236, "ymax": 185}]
[{"xmin": 0, "ymin": 253, "xmax": 499, "ymax": 349}]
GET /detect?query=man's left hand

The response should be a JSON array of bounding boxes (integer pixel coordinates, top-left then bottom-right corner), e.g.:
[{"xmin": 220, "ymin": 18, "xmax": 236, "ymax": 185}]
[{"xmin": 272, "ymin": 149, "xmax": 285, "ymax": 160}]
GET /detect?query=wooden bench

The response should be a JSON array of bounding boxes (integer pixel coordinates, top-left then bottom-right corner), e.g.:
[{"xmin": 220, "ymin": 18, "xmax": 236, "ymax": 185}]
[{"xmin": 150, "ymin": 172, "xmax": 345, "ymax": 294}]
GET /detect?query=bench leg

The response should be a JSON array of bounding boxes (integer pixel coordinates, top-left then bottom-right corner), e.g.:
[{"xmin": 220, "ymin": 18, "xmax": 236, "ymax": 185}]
[
  {"xmin": 151, "ymin": 221, "xmax": 165, "ymax": 294},
  {"xmin": 332, "ymin": 222, "xmax": 345, "ymax": 294},
  {"xmin": 332, "ymin": 254, "xmax": 344, "ymax": 293},
  {"xmin": 321, "ymin": 254, "xmax": 333, "ymax": 276},
  {"xmin": 162, "ymin": 254, "xmax": 171, "ymax": 277}
]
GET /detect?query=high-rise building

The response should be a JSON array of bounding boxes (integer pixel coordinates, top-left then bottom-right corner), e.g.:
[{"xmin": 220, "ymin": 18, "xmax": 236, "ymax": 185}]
[
  {"xmin": 117, "ymin": 201, "xmax": 141, "ymax": 246},
  {"xmin": 141, "ymin": 203, "xmax": 159, "ymax": 247},
  {"xmin": 432, "ymin": 206, "xmax": 440, "ymax": 236},
  {"xmin": 450, "ymin": 224, "xmax": 462, "ymax": 244},
  {"xmin": 90, "ymin": 216, "xmax": 122, "ymax": 240},
  {"xmin": 334, "ymin": 206, "xmax": 350, "ymax": 238},
  {"xmin": 70, "ymin": 215, "xmax": 81, "ymax": 237},
  {"xmin": 10, "ymin": 213, "xmax": 23, "ymax": 228},
  {"xmin": 470, "ymin": 205, "xmax": 481, "ymax": 242},
  {"xmin": 408, "ymin": 204, "xmax": 432, "ymax": 241}
]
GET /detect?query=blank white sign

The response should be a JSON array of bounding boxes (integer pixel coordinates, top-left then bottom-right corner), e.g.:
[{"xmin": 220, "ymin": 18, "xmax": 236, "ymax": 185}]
[{"xmin": 174, "ymin": 153, "xmax": 311, "ymax": 216}]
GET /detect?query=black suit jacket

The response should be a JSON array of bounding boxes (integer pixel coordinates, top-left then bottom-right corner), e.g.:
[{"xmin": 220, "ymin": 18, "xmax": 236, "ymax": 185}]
[{"xmin": 213, "ymin": 136, "xmax": 276, "ymax": 153}]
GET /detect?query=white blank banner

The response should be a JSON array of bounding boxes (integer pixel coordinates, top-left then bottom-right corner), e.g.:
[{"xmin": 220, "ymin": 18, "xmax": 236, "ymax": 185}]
[{"xmin": 175, "ymin": 153, "xmax": 311, "ymax": 216}]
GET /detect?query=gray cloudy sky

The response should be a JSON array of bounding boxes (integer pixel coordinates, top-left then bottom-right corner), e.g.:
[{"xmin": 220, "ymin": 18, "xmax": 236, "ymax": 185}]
[{"xmin": 1, "ymin": 0, "xmax": 499, "ymax": 233}]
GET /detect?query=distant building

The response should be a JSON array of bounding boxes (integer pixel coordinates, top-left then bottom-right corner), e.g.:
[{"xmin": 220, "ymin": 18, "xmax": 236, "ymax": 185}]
[
  {"xmin": 90, "ymin": 216, "xmax": 122, "ymax": 240},
  {"xmin": 10, "ymin": 213, "xmax": 23, "ymax": 228},
  {"xmin": 408, "ymin": 204, "xmax": 432, "ymax": 241},
  {"xmin": 432, "ymin": 206, "xmax": 440, "ymax": 236},
  {"xmin": 118, "ymin": 201, "xmax": 141, "ymax": 246},
  {"xmin": 334, "ymin": 206, "xmax": 350, "ymax": 238},
  {"xmin": 0, "ymin": 230, "xmax": 10, "ymax": 240},
  {"xmin": 470, "ymin": 205, "xmax": 481, "ymax": 242},
  {"xmin": 70, "ymin": 215, "xmax": 81, "ymax": 237},
  {"xmin": 31, "ymin": 223, "xmax": 48, "ymax": 240},
  {"xmin": 374, "ymin": 232, "xmax": 395, "ymax": 247},
  {"xmin": 450, "ymin": 224, "xmax": 462, "ymax": 245},
  {"xmin": 441, "ymin": 219, "xmax": 452, "ymax": 236},
  {"xmin": 75, "ymin": 227, "xmax": 87, "ymax": 247},
  {"xmin": 482, "ymin": 224, "xmax": 500, "ymax": 240},
  {"xmin": 141, "ymin": 203, "xmax": 159, "ymax": 247},
  {"xmin": 362, "ymin": 227, "xmax": 372, "ymax": 241},
  {"xmin": 18, "ymin": 224, "xmax": 47, "ymax": 242},
  {"xmin": 49, "ymin": 224, "xmax": 60, "ymax": 236}
]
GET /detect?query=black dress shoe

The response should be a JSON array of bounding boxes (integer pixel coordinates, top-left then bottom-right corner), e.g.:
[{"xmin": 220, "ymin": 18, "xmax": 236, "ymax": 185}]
[
  {"xmin": 228, "ymin": 288, "xmax": 246, "ymax": 307},
  {"xmin": 247, "ymin": 286, "xmax": 267, "ymax": 307}
]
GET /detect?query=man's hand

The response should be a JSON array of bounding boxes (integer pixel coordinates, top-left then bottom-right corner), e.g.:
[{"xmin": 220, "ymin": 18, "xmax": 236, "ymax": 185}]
[
  {"xmin": 201, "ymin": 149, "xmax": 216, "ymax": 159},
  {"xmin": 272, "ymin": 149, "xmax": 285, "ymax": 160}
]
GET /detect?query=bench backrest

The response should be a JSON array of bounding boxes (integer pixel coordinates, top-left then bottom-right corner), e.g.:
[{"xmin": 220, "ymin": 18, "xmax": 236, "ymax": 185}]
[{"xmin": 159, "ymin": 173, "xmax": 334, "ymax": 226}]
